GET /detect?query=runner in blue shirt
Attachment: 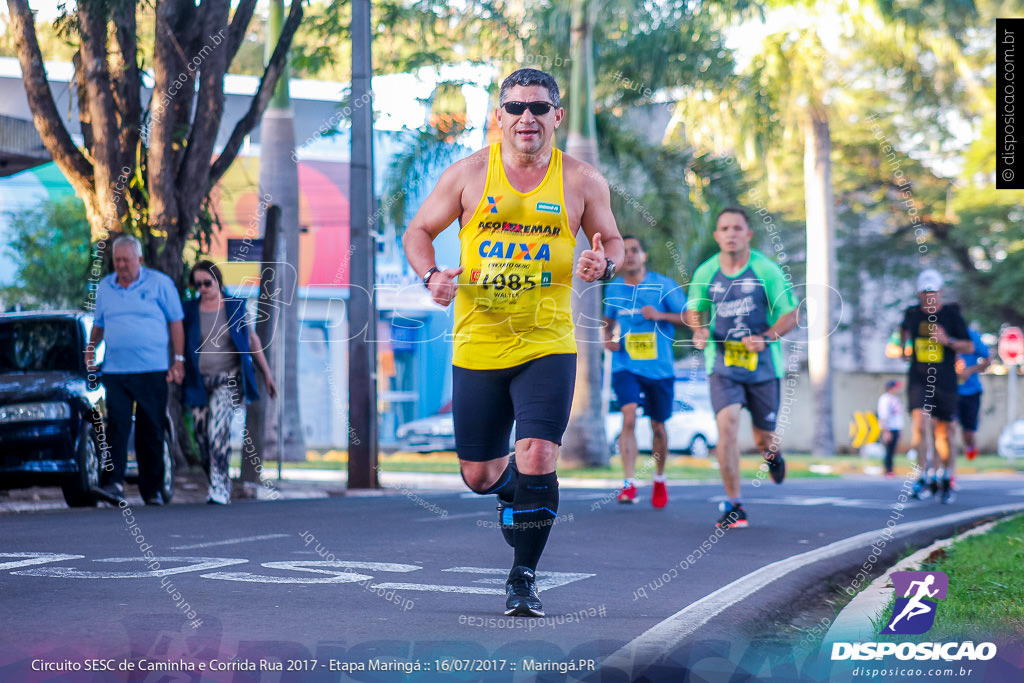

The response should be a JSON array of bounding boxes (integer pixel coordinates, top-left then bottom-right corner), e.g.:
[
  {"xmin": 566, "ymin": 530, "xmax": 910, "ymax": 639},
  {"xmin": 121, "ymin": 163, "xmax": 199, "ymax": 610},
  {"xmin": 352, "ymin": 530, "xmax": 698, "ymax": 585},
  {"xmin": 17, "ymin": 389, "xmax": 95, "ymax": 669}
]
[
  {"xmin": 603, "ymin": 236, "xmax": 686, "ymax": 508},
  {"xmin": 956, "ymin": 326, "xmax": 990, "ymax": 461}
]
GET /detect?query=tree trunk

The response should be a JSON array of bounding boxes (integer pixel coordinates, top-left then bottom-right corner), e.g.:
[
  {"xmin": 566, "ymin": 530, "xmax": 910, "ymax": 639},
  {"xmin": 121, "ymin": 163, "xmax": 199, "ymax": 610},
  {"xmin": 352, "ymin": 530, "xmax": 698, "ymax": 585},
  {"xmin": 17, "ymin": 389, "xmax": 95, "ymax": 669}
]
[
  {"xmin": 560, "ymin": 0, "xmax": 608, "ymax": 468},
  {"xmin": 804, "ymin": 108, "xmax": 836, "ymax": 456}
]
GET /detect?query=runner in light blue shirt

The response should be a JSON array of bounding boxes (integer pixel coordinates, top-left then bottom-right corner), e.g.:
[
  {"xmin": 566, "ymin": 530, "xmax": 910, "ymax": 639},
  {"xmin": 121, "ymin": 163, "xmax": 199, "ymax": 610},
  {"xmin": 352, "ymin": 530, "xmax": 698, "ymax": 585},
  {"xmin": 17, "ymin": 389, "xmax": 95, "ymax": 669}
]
[{"xmin": 603, "ymin": 236, "xmax": 687, "ymax": 508}]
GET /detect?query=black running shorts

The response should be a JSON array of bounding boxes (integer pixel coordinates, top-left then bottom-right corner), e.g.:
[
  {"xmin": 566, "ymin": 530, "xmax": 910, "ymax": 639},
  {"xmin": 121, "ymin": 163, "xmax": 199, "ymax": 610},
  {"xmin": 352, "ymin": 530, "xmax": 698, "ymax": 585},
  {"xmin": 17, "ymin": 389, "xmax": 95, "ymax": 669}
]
[
  {"xmin": 709, "ymin": 373, "xmax": 780, "ymax": 431},
  {"xmin": 908, "ymin": 378, "xmax": 957, "ymax": 422},
  {"xmin": 452, "ymin": 353, "xmax": 577, "ymax": 462},
  {"xmin": 957, "ymin": 392, "xmax": 981, "ymax": 431}
]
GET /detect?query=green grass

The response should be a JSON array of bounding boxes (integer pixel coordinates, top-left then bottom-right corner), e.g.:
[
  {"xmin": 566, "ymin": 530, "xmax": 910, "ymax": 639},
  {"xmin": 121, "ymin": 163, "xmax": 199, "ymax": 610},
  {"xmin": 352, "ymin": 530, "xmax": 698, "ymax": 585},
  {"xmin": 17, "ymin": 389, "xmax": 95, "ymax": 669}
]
[
  {"xmin": 873, "ymin": 514, "xmax": 1024, "ymax": 641},
  {"xmin": 233, "ymin": 452, "xmax": 842, "ymax": 479},
  {"xmin": 234, "ymin": 451, "xmax": 1024, "ymax": 479}
]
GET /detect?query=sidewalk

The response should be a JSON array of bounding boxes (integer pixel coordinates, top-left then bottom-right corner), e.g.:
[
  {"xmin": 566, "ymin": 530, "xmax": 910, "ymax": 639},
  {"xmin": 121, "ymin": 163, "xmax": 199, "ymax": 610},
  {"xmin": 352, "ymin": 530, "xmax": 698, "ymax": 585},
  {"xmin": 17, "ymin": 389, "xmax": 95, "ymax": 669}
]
[
  {"xmin": 0, "ymin": 466, "xmax": 634, "ymax": 512},
  {"xmin": 4, "ymin": 458, "xmax": 1019, "ymax": 511}
]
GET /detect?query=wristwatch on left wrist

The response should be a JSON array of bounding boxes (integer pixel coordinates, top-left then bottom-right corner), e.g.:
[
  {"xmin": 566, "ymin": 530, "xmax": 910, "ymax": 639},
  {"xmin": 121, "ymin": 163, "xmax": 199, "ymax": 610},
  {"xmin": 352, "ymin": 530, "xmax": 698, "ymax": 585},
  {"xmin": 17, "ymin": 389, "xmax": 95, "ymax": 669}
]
[
  {"xmin": 599, "ymin": 258, "xmax": 616, "ymax": 281},
  {"xmin": 173, "ymin": 354, "xmax": 185, "ymax": 363}
]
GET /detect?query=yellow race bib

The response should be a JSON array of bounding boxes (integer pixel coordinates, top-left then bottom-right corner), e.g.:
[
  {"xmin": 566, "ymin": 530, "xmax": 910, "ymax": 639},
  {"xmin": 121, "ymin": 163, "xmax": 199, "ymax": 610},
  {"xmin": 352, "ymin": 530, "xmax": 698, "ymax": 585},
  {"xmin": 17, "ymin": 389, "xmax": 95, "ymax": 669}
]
[
  {"xmin": 724, "ymin": 340, "xmax": 758, "ymax": 371},
  {"xmin": 471, "ymin": 260, "xmax": 544, "ymax": 313},
  {"xmin": 624, "ymin": 332, "xmax": 657, "ymax": 361},
  {"xmin": 914, "ymin": 337, "xmax": 943, "ymax": 363}
]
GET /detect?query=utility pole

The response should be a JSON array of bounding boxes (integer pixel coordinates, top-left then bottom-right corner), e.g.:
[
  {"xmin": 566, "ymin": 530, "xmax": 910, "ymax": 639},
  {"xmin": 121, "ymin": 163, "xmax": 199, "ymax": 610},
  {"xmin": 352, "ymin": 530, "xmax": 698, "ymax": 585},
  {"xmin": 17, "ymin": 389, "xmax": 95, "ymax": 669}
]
[{"xmin": 348, "ymin": 0, "xmax": 379, "ymax": 488}]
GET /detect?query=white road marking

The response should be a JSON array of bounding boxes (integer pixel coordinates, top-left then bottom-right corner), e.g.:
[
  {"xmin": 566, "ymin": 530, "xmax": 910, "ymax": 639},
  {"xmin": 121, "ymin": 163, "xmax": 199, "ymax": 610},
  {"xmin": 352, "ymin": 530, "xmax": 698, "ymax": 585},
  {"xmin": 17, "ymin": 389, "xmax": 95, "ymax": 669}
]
[
  {"xmin": 169, "ymin": 533, "xmax": 290, "ymax": 550},
  {"xmin": 374, "ymin": 582, "xmax": 503, "ymax": 595},
  {"xmin": 374, "ymin": 568, "xmax": 596, "ymax": 595},
  {"xmin": 601, "ymin": 503, "xmax": 1024, "ymax": 674},
  {"xmin": 201, "ymin": 561, "xmax": 420, "ymax": 584},
  {"xmin": 414, "ymin": 511, "xmax": 483, "ymax": 522},
  {"xmin": 719, "ymin": 495, "xmax": 909, "ymax": 510},
  {"xmin": 3, "ymin": 555, "xmax": 593, "ymax": 594},
  {"xmin": 13, "ymin": 557, "xmax": 247, "ymax": 579},
  {"xmin": 0, "ymin": 552, "xmax": 83, "ymax": 570}
]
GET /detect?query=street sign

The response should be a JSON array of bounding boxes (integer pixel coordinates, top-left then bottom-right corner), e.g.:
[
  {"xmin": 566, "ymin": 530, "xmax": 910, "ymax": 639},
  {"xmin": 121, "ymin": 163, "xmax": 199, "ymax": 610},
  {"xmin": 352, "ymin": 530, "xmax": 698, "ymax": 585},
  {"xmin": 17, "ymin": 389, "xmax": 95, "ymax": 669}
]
[
  {"xmin": 999, "ymin": 326, "xmax": 1024, "ymax": 366},
  {"xmin": 849, "ymin": 411, "xmax": 881, "ymax": 448}
]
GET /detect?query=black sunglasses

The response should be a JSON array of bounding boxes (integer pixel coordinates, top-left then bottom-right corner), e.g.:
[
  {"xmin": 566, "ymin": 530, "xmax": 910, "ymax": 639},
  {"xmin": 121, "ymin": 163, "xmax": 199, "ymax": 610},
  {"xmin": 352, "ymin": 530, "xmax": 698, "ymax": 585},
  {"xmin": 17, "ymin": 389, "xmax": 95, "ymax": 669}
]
[
  {"xmin": 502, "ymin": 101, "xmax": 555, "ymax": 116},
  {"xmin": 194, "ymin": 279, "xmax": 216, "ymax": 288}
]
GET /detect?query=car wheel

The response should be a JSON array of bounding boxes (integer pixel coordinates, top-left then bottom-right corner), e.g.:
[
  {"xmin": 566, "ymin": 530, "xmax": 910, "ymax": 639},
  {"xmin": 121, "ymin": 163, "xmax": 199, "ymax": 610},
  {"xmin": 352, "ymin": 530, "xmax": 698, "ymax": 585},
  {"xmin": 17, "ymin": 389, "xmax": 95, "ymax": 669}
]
[
  {"xmin": 62, "ymin": 422, "xmax": 100, "ymax": 507},
  {"xmin": 688, "ymin": 435, "xmax": 709, "ymax": 459}
]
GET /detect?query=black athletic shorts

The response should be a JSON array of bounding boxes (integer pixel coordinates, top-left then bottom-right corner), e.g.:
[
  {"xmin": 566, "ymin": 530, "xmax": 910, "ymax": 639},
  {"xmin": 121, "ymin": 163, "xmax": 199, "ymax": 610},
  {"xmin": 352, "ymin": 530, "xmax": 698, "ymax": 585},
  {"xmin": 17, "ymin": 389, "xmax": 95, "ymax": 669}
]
[
  {"xmin": 956, "ymin": 392, "xmax": 981, "ymax": 431},
  {"xmin": 907, "ymin": 378, "xmax": 957, "ymax": 423},
  {"xmin": 709, "ymin": 373, "xmax": 780, "ymax": 431},
  {"xmin": 452, "ymin": 353, "xmax": 576, "ymax": 462}
]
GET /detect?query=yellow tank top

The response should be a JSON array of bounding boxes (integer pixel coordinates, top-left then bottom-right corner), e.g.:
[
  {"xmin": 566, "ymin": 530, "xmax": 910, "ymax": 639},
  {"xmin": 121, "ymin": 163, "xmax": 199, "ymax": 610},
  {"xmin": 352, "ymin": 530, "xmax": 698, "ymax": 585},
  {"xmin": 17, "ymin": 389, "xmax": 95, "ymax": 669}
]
[{"xmin": 452, "ymin": 143, "xmax": 577, "ymax": 369}]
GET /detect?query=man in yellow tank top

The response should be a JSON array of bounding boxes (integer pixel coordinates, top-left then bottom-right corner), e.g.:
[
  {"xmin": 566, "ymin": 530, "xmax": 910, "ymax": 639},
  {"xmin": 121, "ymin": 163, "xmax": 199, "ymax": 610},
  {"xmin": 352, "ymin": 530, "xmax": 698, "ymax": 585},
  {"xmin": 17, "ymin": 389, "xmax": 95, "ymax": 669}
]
[{"xmin": 404, "ymin": 68, "xmax": 623, "ymax": 617}]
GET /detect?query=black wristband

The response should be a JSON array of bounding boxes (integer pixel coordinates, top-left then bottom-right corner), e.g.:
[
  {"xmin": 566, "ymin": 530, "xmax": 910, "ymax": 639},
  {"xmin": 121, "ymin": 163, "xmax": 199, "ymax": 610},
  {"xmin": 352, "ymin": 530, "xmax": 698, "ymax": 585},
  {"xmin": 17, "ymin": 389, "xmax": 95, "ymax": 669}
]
[{"xmin": 422, "ymin": 267, "xmax": 440, "ymax": 289}]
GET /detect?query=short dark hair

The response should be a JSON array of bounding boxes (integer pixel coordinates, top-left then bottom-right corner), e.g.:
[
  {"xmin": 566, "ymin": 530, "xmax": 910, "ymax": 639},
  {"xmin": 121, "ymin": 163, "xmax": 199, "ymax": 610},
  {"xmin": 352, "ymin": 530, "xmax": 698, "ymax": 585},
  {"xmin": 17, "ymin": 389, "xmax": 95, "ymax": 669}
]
[
  {"xmin": 499, "ymin": 68, "xmax": 560, "ymax": 108},
  {"xmin": 189, "ymin": 260, "xmax": 226, "ymax": 293},
  {"xmin": 716, "ymin": 206, "xmax": 750, "ymax": 226},
  {"xmin": 622, "ymin": 235, "xmax": 646, "ymax": 253}
]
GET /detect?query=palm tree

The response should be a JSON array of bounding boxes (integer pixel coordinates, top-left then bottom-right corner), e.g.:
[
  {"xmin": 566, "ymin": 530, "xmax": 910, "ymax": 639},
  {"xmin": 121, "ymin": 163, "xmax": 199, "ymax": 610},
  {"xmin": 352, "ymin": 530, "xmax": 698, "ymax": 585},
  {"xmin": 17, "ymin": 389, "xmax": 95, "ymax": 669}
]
[
  {"xmin": 559, "ymin": 0, "xmax": 605, "ymax": 468},
  {"xmin": 243, "ymin": 0, "xmax": 305, "ymax": 483}
]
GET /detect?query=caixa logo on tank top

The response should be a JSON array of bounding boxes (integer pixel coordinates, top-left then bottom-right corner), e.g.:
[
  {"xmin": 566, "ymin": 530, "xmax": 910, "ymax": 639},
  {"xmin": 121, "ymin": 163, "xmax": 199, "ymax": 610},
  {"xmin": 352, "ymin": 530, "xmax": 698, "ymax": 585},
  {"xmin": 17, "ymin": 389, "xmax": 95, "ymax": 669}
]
[
  {"xmin": 831, "ymin": 571, "xmax": 997, "ymax": 662},
  {"xmin": 476, "ymin": 240, "xmax": 552, "ymax": 261}
]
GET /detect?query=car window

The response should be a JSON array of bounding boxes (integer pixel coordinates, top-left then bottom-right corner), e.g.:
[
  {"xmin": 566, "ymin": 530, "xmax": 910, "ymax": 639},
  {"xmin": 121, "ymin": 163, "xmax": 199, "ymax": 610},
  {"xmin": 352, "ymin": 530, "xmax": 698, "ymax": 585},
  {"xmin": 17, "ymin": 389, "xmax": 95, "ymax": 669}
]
[{"xmin": 0, "ymin": 319, "xmax": 80, "ymax": 372}]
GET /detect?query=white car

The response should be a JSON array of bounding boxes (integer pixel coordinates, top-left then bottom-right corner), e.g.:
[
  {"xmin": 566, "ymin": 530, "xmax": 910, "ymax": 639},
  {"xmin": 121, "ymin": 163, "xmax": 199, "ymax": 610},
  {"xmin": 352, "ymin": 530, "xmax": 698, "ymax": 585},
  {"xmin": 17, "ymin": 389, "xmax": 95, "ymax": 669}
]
[
  {"xmin": 605, "ymin": 398, "xmax": 719, "ymax": 458},
  {"xmin": 997, "ymin": 419, "xmax": 1024, "ymax": 459}
]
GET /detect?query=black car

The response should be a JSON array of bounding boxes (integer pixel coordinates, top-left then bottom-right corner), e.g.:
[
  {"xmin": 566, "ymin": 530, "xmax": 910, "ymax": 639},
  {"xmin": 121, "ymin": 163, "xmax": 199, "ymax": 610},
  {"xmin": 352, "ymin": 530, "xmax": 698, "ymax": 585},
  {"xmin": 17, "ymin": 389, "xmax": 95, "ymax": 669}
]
[{"xmin": 0, "ymin": 311, "xmax": 174, "ymax": 506}]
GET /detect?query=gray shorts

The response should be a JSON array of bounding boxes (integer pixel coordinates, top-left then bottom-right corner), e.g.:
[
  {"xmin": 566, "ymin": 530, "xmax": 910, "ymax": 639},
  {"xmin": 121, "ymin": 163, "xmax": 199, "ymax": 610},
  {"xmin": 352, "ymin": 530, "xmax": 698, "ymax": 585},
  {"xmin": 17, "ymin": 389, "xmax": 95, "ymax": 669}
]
[{"xmin": 709, "ymin": 374, "xmax": 781, "ymax": 431}]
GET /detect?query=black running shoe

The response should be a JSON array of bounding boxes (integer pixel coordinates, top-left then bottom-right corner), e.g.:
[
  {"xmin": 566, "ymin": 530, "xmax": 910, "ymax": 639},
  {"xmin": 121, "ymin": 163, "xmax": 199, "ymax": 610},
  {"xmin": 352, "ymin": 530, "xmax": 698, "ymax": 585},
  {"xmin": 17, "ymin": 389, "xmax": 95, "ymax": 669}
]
[
  {"xmin": 505, "ymin": 566, "xmax": 543, "ymax": 617},
  {"xmin": 716, "ymin": 501, "xmax": 748, "ymax": 529},
  {"xmin": 940, "ymin": 478, "xmax": 954, "ymax": 504},
  {"xmin": 497, "ymin": 499, "xmax": 515, "ymax": 547},
  {"xmin": 929, "ymin": 477, "xmax": 940, "ymax": 497},
  {"xmin": 764, "ymin": 451, "xmax": 786, "ymax": 484}
]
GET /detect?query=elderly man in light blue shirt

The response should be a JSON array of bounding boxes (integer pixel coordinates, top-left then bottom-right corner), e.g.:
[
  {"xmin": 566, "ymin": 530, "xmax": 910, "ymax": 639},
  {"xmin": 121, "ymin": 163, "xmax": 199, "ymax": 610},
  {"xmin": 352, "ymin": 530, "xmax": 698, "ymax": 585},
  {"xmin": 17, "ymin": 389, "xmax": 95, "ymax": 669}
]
[{"xmin": 86, "ymin": 235, "xmax": 184, "ymax": 505}]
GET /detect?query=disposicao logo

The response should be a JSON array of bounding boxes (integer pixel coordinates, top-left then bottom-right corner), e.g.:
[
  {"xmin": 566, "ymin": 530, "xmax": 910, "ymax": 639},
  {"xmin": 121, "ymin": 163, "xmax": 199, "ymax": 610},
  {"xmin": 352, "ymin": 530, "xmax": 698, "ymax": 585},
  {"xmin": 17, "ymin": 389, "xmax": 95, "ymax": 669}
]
[
  {"xmin": 831, "ymin": 570, "xmax": 997, "ymax": 662},
  {"xmin": 883, "ymin": 570, "xmax": 947, "ymax": 635}
]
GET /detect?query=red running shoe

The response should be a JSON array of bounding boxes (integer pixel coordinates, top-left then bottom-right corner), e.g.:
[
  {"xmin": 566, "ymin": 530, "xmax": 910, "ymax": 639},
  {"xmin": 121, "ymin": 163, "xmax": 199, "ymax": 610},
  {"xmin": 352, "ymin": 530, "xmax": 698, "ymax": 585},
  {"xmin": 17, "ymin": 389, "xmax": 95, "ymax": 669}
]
[
  {"xmin": 652, "ymin": 481, "xmax": 668, "ymax": 508},
  {"xmin": 617, "ymin": 483, "xmax": 638, "ymax": 504}
]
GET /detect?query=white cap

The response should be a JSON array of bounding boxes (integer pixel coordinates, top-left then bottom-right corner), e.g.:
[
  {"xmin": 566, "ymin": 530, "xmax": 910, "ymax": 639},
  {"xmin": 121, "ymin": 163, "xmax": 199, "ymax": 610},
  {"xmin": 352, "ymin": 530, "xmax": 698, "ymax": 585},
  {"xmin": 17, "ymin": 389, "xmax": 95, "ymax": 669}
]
[{"xmin": 917, "ymin": 269, "xmax": 944, "ymax": 292}]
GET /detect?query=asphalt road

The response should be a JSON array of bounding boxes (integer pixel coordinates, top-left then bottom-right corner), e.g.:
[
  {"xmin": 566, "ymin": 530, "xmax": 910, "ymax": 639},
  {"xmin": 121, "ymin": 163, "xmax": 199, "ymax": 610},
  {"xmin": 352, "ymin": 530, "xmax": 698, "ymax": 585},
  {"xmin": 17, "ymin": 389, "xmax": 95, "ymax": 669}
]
[{"xmin": 2, "ymin": 474, "xmax": 1023, "ymax": 682}]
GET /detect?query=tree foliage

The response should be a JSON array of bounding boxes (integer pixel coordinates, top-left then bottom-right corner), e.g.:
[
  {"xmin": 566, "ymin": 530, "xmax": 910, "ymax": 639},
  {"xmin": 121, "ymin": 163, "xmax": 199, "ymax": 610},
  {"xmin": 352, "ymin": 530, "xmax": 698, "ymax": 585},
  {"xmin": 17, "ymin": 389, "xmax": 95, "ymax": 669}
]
[
  {"xmin": 2, "ymin": 196, "xmax": 92, "ymax": 309},
  {"xmin": 291, "ymin": 0, "xmax": 519, "ymax": 80},
  {"xmin": 5, "ymin": 0, "xmax": 303, "ymax": 287}
]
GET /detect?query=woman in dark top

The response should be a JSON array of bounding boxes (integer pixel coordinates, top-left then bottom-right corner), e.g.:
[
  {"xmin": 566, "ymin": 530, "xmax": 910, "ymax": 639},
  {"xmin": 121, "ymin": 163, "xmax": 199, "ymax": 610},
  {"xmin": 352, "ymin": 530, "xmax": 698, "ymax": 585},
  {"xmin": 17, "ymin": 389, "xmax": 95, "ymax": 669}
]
[{"xmin": 182, "ymin": 261, "xmax": 276, "ymax": 504}]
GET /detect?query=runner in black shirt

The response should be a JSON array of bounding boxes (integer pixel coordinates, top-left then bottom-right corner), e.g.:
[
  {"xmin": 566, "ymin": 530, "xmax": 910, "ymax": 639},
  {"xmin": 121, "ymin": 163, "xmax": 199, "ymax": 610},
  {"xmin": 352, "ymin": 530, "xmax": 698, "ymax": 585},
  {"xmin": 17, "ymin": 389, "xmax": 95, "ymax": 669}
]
[{"xmin": 899, "ymin": 269, "xmax": 972, "ymax": 503}]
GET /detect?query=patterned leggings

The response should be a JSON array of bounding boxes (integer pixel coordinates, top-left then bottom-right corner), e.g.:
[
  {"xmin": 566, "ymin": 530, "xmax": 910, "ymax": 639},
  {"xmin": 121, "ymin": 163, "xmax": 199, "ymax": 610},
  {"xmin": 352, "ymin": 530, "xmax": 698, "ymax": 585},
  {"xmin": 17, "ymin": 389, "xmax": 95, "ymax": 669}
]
[{"xmin": 191, "ymin": 372, "xmax": 241, "ymax": 504}]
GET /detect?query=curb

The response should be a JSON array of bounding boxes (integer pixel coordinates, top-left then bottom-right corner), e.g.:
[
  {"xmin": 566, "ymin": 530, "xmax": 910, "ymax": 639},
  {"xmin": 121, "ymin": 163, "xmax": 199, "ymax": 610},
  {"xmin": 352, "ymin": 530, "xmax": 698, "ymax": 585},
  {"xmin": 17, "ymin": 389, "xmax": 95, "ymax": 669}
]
[
  {"xmin": 822, "ymin": 513, "xmax": 1019, "ymax": 643},
  {"xmin": 598, "ymin": 503, "xmax": 1024, "ymax": 675}
]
